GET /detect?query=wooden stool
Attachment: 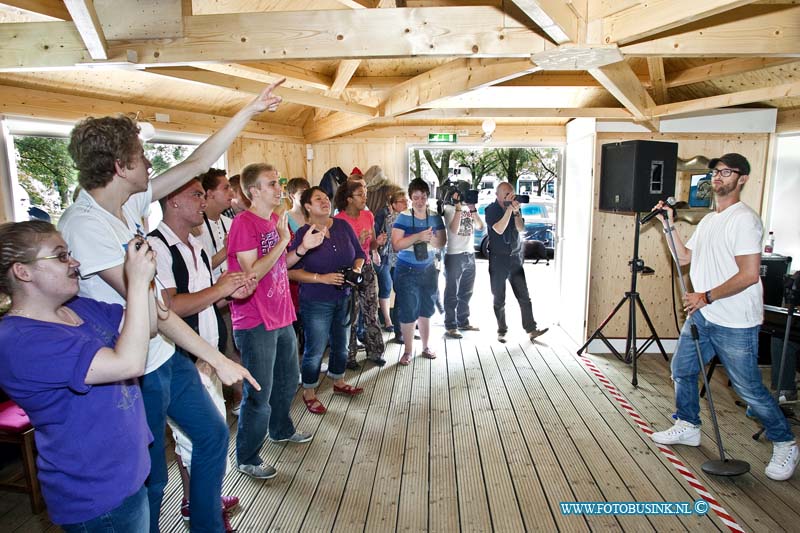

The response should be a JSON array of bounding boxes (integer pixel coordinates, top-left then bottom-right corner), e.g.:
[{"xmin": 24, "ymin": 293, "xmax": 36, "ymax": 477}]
[{"xmin": 0, "ymin": 400, "xmax": 44, "ymax": 514}]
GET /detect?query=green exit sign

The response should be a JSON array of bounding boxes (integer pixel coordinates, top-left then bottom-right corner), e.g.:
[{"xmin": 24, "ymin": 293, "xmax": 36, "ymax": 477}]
[{"xmin": 428, "ymin": 132, "xmax": 457, "ymax": 144}]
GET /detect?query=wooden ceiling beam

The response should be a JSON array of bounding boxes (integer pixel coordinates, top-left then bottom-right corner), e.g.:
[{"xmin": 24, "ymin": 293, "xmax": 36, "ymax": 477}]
[
  {"xmin": 146, "ymin": 67, "xmax": 378, "ymax": 117},
  {"xmin": 650, "ymin": 80, "xmax": 800, "ymax": 118},
  {"xmin": 620, "ymin": 5, "xmax": 800, "ymax": 57},
  {"xmin": 0, "ymin": 83, "xmax": 304, "ymax": 141},
  {"xmin": 603, "ymin": 0, "xmax": 757, "ymax": 45},
  {"xmin": 588, "ymin": 60, "xmax": 659, "ymax": 130},
  {"xmin": 315, "ymin": 60, "xmax": 361, "ymax": 120},
  {"xmin": 646, "ymin": 57, "xmax": 668, "ymax": 104},
  {"xmin": 348, "ymin": 76, "xmax": 412, "ymax": 90},
  {"xmin": 507, "ymin": 0, "xmax": 582, "ymax": 44},
  {"xmin": 64, "ymin": 0, "xmax": 107, "ymax": 60},
  {"xmin": 666, "ymin": 57, "xmax": 798, "ymax": 88},
  {"xmin": 1, "ymin": 0, "xmax": 71, "ymax": 20},
  {"xmin": 194, "ymin": 63, "xmax": 332, "ymax": 91},
  {"xmin": 303, "ymin": 112, "xmax": 377, "ymax": 144},
  {"xmin": 402, "ymin": 107, "xmax": 632, "ymax": 119}
]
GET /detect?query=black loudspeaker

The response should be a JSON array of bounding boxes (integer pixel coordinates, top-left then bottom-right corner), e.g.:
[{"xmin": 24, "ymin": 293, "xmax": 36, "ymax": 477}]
[
  {"xmin": 599, "ymin": 140, "xmax": 678, "ymax": 213},
  {"xmin": 761, "ymin": 254, "xmax": 793, "ymax": 306}
]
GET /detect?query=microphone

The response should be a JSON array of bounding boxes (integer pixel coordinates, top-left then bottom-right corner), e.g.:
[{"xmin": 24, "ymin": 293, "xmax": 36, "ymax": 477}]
[{"xmin": 641, "ymin": 197, "xmax": 676, "ymax": 224}]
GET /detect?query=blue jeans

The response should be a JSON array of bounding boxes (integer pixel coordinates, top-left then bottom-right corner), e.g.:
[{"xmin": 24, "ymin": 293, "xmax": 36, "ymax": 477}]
[
  {"xmin": 62, "ymin": 485, "xmax": 148, "ymax": 533},
  {"xmin": 140, "ymin": 353, "xmax": 228, "ymax": 533},
  {"xmin": 234, "ymin": 324, "xmax": 299, "ymax": 466},
  {"xmin": 394, "ymin": 263, "xmax": 438, "ymax": 323},
  {"xmin": 443, "ymin": 252, "xmax": 476, "ymax": 330},
  {"xmin": 375, "ymin": 261, "xmax": 393, "ymax": 299},
  {"xmin": 300, "ymin": 297, "xmax": 350, "ymax": 387},
  {"xmin": 672, "ymin": 311, "xmax": 794, "ymax": 443}
]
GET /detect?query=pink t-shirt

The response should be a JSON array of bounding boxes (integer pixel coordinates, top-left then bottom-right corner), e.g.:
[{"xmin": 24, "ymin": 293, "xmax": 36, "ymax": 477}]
[
  {"xmin": 227, "ymin": 210, "xmax": 296, "ymax": 331},
  {"xmin": 335, "ymin": 209, "xmax": 375, "ymax": 263}
]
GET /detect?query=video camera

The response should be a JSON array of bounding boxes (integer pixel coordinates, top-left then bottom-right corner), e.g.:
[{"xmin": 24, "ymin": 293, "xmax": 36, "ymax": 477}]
[{"xmin": 436, "ymin": 180, "xmax": 479, "ymax": 215}]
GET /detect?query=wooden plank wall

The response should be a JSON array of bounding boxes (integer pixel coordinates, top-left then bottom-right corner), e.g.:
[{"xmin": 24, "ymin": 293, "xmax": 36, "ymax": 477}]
[
  {"xmin": 226, "ymin": 137, "xmax": 307, "ymax": 180},
  {"xmin": 586, "ymin": 132, "xmax": 770, "ymax": 338}
]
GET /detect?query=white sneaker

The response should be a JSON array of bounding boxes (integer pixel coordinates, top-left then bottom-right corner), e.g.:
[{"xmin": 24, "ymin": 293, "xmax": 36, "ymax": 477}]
[
  {"xmin": 651, "ymin": 420, "xmax": 701, "ymax": 446},
  {"xmin": 320, "ymin": 362, "xmax": 329, "ymax": 374},
  {"xmin": 765, "ymin": 441, "xmax": 799, "ymax": 481}
]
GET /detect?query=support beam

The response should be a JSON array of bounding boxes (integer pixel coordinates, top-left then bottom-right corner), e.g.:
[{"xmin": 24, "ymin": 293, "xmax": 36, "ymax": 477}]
[
  {"xmin": 0, "ymin": 84, "xmax": 304, "ymax": 141},
  {"xmin": 646, "ymin": 57, "xmax": 668, "ymax": 104},
  {"xmin": 147, "ymin": 68, "xmax": 378, "ymax": 117},
  {"xmin": 402, "ymin": 107, "xmax": 631, "ymax": 119},
  {"xmin": 589, "ymin": 60, "xmax": 659, "ymax": 130},
  {"xmin": 650, "ymin": 80, "xmax": 800, "ymax": 118},
  {"xmin": 1, "ymin": 0, "xmax": 71, "ymax": 20},
  {"xmin": 348, "ymin": 76, "xmax": 412, "ymax": 90},
  {"xmin": 315, "ymin": 60, "xmax": 361, "ymax": 120},
  {"xmin": 620, "ymin": 5, "xmax": 800, "ymax": 57},
  {"xmin": 666, "ymin": 58, "xmax": 798, "ymax": 88},
  {"xmin": 508, "ymin": 0, "xmax": 582, "ymax": 44},
  {"xmin": 64, "ymin": 0, "xmax": 107, "ymax": 60},
  {"xmin": 303, "ymin": 112, "xmax": 376, "ymax": 144},
  {"xmin": 194, "ymin": 63, "xmax": 332, "ymax": 91},
  {"xmin": 381, "ymin": 57, "xmax": 540, "ymax": 117},
  {"xmin": 603, "ymin": 0, "xmax": 757, "ymax": 45}
]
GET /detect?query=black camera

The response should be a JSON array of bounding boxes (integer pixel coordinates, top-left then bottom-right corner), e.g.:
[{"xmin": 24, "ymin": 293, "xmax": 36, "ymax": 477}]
[
  {"xmin": 503, "ymin": 194, "xmax": 530, "ymax": 207},
  {"xmin": 413, "ymin": 241, "xmax": 429, "ymax": 261},
  {"xmin": 438, "ymin": 181, "xmax": 479, "ymax": 207},
  {"xmin": 337, "ymin": 267, "xmax": 364, "ymax": 289}
]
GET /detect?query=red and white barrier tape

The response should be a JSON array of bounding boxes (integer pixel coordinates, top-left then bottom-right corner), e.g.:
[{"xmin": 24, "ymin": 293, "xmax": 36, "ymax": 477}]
[{"xmin": 577, "ymin": 355, "xmax": 746, "ymax": 533}]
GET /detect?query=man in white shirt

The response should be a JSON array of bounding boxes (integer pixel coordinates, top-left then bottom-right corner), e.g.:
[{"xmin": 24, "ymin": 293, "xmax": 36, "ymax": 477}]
[
  {"xmin": 198, "ymin": 168, "xmax": 234, "ymax": 281},
  {"xmin": 650, "ymin": 153, "xmax": 798, "ymax": 481},
  {"xmin": 58, "ymin": 80, "xmax": 282, "ymax": 532}
]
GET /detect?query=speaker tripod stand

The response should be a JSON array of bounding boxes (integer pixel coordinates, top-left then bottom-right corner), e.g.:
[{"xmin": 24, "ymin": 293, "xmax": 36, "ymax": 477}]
[{"xmin": 577, "ymin": 213, "xmax": 668, "ymax": 387}]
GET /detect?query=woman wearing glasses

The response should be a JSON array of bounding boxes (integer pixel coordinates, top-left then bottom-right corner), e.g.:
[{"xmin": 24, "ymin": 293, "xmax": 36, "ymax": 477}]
[{"xmin": 0, "ymin": 221, "xmax": 157, "ymax": 532}]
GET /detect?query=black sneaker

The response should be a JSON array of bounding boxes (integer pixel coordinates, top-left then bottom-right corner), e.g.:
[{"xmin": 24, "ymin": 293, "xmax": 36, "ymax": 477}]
[
  {"xmin": 346, "ymin": 360, "xmax": 361, "ymax": 370},
  {"xmin": 390, "ymin": 336, "xmax": 404, "ymax": 344},
  {"xmin": 369, "ymin": 356, "xmax": 387, "ymax": 367}
]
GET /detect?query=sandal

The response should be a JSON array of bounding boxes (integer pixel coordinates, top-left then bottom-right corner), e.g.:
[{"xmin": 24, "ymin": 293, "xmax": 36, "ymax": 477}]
[
  {"xmin": 421, "ymin": 348, "xmax": 437, "ymax": 359},
  {"xmin": 399, "ymin": 352, "xmax": 412, "ymax": 366},
  {"xmin": 303, "ymin": 396, "xmax": 327, "ymax": 415},
  {"xmin": 333, "ymin": 383, "xmax": 364, "ymax": 396}
]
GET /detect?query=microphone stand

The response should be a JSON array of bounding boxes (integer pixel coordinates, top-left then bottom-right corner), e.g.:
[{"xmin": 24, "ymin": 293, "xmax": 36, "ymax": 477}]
[{"xmin": 662, "ymin": 218, "xmax": 750, "ymax": 476}]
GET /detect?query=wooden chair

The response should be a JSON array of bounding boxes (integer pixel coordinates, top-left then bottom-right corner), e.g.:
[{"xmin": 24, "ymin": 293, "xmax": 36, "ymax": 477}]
[{"xmin": 0, "ymin": 400, "xmax": 44, "ymax": 514}]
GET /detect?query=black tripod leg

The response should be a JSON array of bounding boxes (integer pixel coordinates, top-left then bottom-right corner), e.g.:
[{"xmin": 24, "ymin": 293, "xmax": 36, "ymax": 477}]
[
  {"xmin": 636, "ymin": 295, "xmax": 669, "ymax": 361},
  {"xmin": 577, "ymin": 295, "xmax": 628, "ymax": 357}
]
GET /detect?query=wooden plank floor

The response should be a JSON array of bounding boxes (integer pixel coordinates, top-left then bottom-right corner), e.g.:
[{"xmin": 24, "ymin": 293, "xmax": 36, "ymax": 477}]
[
  {"xmin": 3, "ymin": 261, "xmax": 799, "ymax": 532},
  {"xmin": 4, "ymin": 325, "xmax": 799, "ymax": 532}
]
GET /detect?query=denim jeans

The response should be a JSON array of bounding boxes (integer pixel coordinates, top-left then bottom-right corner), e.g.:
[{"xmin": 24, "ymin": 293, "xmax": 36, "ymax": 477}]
[
  {"xmin": 375, "ymin": 261, "xmax": 393, "ymax": 299},
  {"xmin": 394, "ymin": 263, "xmax": 438, "ymax": 323},
  {"xmin": 443, "ymin": 252, "xmax": 476, "ymax": 330},
  {"xmin": 62, "ymin": 485, "xmax": 148, "ymax": 533},
  {"xmin": 234, "ymin": 324, "xmax": 299, "ymax": 466},
  {"xmin": 300, "ymin": 297, "xmax": 350, "ymax": 387},
  {"xmin": 672, "ymin": 311, "xmax": 794, "ymax": 443},
  {"xmin": 140, "ymin": 353, "xmax": 228, "ymax": 533},
  {"xmin": 488, "ymin": 254, "xmax": 536, "ymax": 334}
]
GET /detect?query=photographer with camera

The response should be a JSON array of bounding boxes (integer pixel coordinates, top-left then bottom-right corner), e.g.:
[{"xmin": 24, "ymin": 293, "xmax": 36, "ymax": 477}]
[
  {"xmin": 288, "ymin": 187, "xmax": 367, "ymax": 414},
  {"xmin": 334, "ymin": 181, "xmax": 387, "ymax": 368},
  {"xmin": 486, "ymin": 182, "xmax": 548, "ymax": 344},
  {"xmin": 442, "ymin": 188, "xmax": 483, "ymax": 338},
  {"xmin": 392, "ymin": 179, "xmax": 447, "ymax": 365}
]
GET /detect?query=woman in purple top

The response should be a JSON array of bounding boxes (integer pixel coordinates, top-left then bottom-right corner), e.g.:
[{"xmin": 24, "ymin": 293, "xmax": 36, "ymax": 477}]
[
  {"xmin": 0, "ymin": 221, "xmax": 157, "ymax": 532},
  {"xmin": 288, "ymin": 186, "xmax": 367, "ymax": 414}
]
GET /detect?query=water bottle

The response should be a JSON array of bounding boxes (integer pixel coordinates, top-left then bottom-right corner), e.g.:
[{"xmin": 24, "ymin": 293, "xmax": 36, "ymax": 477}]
[{"xmin": 764, "ymin": 231, "xmax": 775, "ymax": 254}]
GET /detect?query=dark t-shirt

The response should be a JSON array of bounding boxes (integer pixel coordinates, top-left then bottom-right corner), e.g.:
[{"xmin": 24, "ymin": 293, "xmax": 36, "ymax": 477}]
[{"xmin": 485, "ymin": 201, "xmax": 522, "ymax": 257}]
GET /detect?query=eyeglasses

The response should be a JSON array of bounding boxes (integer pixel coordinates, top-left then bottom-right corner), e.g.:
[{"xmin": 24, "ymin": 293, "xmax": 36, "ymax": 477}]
[
  {"xmin": 351, "ymin": 192, "xmax": 366, "ymax": 198},
  {"xmin": 24, "ymin": 250, "xmax": 73, "ymax": 264},
  {"xmin": 710, "ymin": 168, "xmax": 740, "ymax": 177}
]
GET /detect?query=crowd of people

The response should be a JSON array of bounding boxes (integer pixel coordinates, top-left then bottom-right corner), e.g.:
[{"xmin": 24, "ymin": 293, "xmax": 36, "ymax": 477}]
[{"xmin": 5, "ymin": 77, "xmax": 793, "ymax": 533}]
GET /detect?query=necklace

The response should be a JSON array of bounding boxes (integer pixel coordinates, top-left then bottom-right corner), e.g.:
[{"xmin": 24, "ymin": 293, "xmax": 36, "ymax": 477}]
[{"xmin": 6, "ymin": 307, "xmax": 81, "ymax": 326}]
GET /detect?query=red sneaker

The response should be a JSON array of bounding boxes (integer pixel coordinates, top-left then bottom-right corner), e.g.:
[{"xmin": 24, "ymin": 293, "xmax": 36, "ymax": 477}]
[
  {"xmin": 180, "ymin": 497, "xmax": 190, "ymax": 521},
  {"xmin": 181, "ymin": 496, "xmax": 239, "ymax": 521},
  {"xmin": 222, "ymin": 509, "xmax": 236, "ymax": 532}
]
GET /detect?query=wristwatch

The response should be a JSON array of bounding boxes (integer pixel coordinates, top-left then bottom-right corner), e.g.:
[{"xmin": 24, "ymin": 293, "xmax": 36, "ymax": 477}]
[{"xmin": 704, "ymin": 290, "xmax": 713, "ymax": 304}]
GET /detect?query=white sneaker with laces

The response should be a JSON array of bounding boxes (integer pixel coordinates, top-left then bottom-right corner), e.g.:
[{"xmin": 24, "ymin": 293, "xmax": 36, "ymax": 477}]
[
  {"xmin": 765, "ymin": 441, "xmax": 799, "ymax": 481},
  {"xmin": 651, "ymin": 420, "xmax": 701, "ymax": 446}
]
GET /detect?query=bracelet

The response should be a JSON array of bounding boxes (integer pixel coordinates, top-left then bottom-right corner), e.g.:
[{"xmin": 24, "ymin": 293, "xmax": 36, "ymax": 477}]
[
  {"xmin": 663, "ymin": 226, "xmax": 674, "ymax": 234},
  {"xmin": 704, "ymin": 290, "xmax": 713, "ymax": 304},
  {"xmin": 295, "ymin": 248, "xmax": 306, "ymax": 257},
  {"xmin": 313, "ymin": 273, "xmax": 319, "ymax": 282}
]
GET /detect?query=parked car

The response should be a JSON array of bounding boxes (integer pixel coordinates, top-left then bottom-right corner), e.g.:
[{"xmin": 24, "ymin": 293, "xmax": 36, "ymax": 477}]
[{"xmin": 473, "ymin": 198, "xmax": 556, "ymax": 262}]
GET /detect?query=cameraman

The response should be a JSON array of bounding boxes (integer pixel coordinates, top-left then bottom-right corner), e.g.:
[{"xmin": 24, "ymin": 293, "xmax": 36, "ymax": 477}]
[
  {"xmin": 442, "ymin": 190, "xmax": 483, "ymax": 338},
  {"xmin": 288, "ymin": 186, "xmax": 366, "ymax": 415},
  {"xmin": 486, "ymin": 182, "xmax": 548, "ymax": 343},
  {"xmin": 392, "ymin": 179, "xmax": 446, "ymax": 365}
]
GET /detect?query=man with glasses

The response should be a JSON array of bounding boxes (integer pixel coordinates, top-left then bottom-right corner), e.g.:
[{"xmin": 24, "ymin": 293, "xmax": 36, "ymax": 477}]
[{"xmin": 650, "ymin": 153, "xmax": 798, "ymax": 481}]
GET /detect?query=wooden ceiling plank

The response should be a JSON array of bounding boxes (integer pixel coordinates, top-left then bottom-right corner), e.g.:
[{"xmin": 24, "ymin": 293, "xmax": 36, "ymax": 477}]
[
  {"xmin": 381, "ymin": 57, "xmax": 540, "ymax": 117},
  {"xmin": 147, "ymin": 67, "xmax": 378, "ymax": 116},
  {"xmin": 64, "ymin": 0, "xmax": 108, "ymax": 60},
  {"xmin": 303, "ymin": 112, "xmax": 377, "ymax": 144},
  {"xmin": 620, "ymin": 5, "xmax": 800, "ymax": 57},
  {"xmin": 588, "ymin": 60, "xmax": 659, "ymax": 130},
  {"xmin": 0, "ymin": 83, "xmax": 304, "ymax": 141},
  {"xmin": 348, "ymin": 76, "xmax": 412, "ymax": 89},
  {"xmin": 1, "ymin": 0, "xmax": 71, "ymax": 20},
  {"xmin": 646, "ymin": 57, "xmax": 668, "ymax": 104},
  {"xmin": 403, "ymin": 107, "xmax": 631, "ymax": 118},
  {"xmin": 315, "ymin": 59, "xmax": 361, "ymax": 119},
  {"xmin": 666, "ymin": 57, "xmax": 798, "ymax": 88},
  {"xmin": 650, "ymin": 80, "xmax": 800, "ymax": 117},
  {"xmin": 195, "ymin": 63, "xmax": 332, "ymax": 91},
  {"xmin": 603, "ymin": 0, "xmax": 757, "ymax": 45},
  {"xmin": 508, "ymin": 0, "xmax": 582, "ymax": 44}
]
